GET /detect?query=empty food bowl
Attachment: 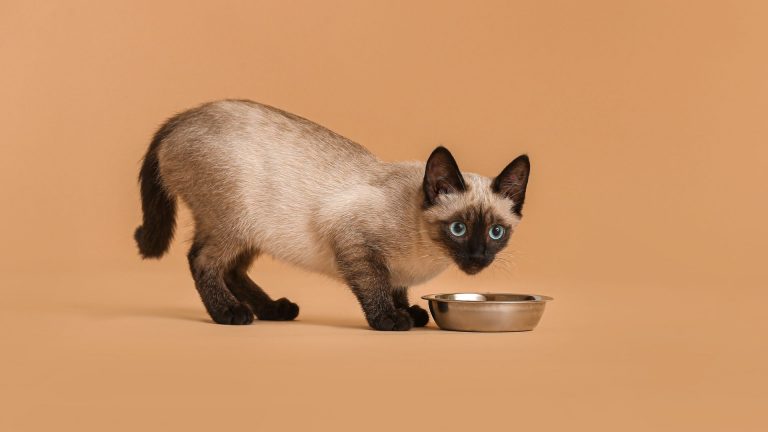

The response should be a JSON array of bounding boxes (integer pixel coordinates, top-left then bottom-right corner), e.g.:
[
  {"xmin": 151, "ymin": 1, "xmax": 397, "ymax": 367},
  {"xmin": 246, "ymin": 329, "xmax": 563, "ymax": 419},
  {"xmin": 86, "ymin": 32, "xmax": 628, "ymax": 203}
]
[{"xmin": 421, "ymin": 292, "xmax": 553, "ymax": 332}]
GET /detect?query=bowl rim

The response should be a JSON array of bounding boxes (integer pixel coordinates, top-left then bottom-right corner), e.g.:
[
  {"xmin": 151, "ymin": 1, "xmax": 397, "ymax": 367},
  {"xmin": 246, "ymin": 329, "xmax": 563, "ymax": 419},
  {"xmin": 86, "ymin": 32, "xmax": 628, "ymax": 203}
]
[{"xmin": 421, "ymin": 292, "xmax": 554, "ymax": 304}]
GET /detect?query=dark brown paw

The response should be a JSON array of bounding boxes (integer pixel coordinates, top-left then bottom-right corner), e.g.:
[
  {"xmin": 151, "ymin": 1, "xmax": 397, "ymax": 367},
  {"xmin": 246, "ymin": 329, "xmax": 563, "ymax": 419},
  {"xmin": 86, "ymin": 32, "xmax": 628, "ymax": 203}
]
[
  {"xmin": 368, "ymin": 309, "xmax": 413, "ymax": 331},
  {"xmin": 211, "ymin": 303, "xmax": 254, "ymax": 325},
  {"xmin": 406, "ymin": 305, "xmax": 429, "ymax": 327},
  {"xmin": 256, "ymin": 297, "xmax": 300, "ymax": 321}
]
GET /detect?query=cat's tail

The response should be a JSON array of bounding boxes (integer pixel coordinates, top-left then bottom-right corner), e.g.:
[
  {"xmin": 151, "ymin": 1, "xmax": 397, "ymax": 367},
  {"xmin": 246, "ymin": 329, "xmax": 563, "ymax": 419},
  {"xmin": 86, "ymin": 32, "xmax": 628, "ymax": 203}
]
[{"xmin": 134, "ymin": 119, "xmax": 178, "ymax": 259}]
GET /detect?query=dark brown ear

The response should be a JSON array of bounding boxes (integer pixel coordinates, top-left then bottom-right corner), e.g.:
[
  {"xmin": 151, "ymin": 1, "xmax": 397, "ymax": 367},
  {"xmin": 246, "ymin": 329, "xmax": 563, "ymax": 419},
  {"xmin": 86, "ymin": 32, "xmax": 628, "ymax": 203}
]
[
  {"xmin": 423, "ymin": 146, "xmax": 466, "ymax": 207},
  {"xmin": 492, "ymin": 154, "xmax": 530, "ymax": 216}
]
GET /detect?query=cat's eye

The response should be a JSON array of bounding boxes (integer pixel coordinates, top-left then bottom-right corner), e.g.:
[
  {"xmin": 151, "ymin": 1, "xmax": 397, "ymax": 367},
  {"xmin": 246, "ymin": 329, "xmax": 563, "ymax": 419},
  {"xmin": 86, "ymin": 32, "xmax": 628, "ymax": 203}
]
[
  {"xmin": 449, "ymin": 221, "xmax": 467, "ymax": 237},
  {"xmin": 489, "ymin": 224, "xmax": 505, "ymax": 240}
]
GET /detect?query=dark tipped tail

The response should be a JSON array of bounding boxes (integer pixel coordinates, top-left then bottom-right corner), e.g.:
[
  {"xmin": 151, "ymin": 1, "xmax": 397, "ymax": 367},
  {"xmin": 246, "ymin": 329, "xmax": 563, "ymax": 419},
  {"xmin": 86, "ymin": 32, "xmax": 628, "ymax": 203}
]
[{"xmin": 135, "ymin": 119, "xmax": 179, "ymax": 259}]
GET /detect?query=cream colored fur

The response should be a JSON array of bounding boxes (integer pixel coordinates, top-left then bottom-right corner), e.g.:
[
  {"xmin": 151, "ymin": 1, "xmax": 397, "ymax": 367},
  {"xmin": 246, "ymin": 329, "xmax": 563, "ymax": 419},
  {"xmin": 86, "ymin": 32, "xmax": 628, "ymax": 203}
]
[{"xmin": 156, "ymin": 100, "xmax": 520, "ymax": 286}]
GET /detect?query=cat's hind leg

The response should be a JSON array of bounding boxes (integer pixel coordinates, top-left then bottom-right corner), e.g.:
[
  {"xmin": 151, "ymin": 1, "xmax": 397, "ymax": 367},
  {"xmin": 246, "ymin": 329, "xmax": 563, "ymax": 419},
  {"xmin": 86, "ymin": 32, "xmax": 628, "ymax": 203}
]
[
  {"xmin": 393, "ymin": 287, "xmax": 429, "ymax": 327},
  {"xmin": 224, "ymin": 247, "xmax": 299, "ymax": 321},
  {"xmin": 187, "ymin": 241, "xmax": 254, "ymax": 325}
]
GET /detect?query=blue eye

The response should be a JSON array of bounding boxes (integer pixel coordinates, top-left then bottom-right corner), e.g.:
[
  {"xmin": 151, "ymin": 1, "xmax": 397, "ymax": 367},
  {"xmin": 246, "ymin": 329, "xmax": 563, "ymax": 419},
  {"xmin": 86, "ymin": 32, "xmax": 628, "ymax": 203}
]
[
  {"xmin": 449, "ymin": 221, "xmax": 467, "ymax": 237},
  {"xmin": 489, "ymin": 225, "xmax": 505, "ymax": 240}
]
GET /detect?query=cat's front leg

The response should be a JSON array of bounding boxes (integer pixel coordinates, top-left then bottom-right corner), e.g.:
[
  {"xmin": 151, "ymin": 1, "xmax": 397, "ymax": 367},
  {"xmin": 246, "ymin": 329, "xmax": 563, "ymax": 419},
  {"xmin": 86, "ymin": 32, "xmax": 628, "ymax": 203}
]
[
  {"xmin": 334, "ymin": 244, "xmax": 413, "ymax": 331},
  {"xmin": 393, "ymin": 287, "xmax": 430, "ymax": 327}
]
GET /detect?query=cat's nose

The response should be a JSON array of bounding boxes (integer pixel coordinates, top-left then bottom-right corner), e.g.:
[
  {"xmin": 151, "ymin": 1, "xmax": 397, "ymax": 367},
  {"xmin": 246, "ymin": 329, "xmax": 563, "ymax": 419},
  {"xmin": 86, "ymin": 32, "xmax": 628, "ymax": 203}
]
[
  {"xmin": 460, "ymin": 256, "xmax": 490, "ymax": 275},
  {"xmin": 466, "ymin": 238, "xmax": 486, "ymax": 258},
  {"xmin": 469, "ymin": 255, "xmax": 484, "ymax": 264},
  {"xmin": 467, "ymin": 254, "xmax": 489, "ymax": 268},
  {"xmin": 469, "ymin": 251, "xmax": 486, "ymax": 262}
]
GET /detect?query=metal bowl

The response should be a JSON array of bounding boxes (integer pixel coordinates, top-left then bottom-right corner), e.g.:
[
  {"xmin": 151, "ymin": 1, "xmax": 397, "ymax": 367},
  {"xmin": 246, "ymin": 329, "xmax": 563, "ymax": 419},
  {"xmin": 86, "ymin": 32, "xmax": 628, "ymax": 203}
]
[{"xmin": 421, "ymin": 293, "xmax": 553, "ymax": 332}]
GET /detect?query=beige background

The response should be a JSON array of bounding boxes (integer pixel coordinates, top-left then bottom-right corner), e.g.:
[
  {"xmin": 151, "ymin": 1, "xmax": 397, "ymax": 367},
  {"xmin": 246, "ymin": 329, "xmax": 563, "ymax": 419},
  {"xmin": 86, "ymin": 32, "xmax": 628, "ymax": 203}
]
[{"xmin": 1, "ymin": 1, "xmax": 766, "ymax": 430}]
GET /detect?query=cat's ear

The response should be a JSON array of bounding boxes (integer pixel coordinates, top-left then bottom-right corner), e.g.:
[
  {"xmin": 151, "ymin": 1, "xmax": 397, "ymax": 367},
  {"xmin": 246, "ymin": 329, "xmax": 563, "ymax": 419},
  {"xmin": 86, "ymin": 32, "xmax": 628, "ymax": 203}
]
[
  {"xmin": 423, "ymin": 146, "xmax": 466, "ymax": 207},
  {"xmin": 492, "ymin": 154, "xmax": 530, "ymax": 216}
]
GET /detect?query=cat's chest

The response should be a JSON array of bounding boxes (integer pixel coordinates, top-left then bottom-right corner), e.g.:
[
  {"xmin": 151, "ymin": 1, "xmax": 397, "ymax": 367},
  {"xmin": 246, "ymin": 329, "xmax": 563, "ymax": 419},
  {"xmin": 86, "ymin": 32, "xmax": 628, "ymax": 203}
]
[{"xmin": 388, "ymin": 251, "xmax": 451, "ymax": 287}]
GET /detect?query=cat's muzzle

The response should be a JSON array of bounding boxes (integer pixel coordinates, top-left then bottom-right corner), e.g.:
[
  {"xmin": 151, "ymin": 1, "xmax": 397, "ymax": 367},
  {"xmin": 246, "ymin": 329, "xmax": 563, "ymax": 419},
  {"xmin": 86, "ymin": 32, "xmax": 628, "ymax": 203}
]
[{"xmin": 457, "ymin": 256, "xmax": 492, "ymax": 275}]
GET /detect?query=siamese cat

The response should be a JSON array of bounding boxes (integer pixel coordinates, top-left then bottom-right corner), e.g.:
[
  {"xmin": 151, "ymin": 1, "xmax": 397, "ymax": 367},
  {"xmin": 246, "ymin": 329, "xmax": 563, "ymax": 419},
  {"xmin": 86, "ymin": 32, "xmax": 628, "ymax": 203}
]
[{"xmin": 135, "ymin": 100, "xmax": 530, "ymax": 330}]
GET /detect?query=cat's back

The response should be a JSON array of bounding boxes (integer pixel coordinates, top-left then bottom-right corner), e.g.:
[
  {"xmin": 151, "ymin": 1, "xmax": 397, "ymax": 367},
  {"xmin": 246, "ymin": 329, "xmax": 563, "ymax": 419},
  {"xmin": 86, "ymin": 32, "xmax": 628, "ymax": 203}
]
[
  {"xmin": 159, "ymin": 99, "xmax": 375, "ymax": 168},
  {"xmin": 158, "ymin": 99, "xmax": 380, "ymax": 201}
]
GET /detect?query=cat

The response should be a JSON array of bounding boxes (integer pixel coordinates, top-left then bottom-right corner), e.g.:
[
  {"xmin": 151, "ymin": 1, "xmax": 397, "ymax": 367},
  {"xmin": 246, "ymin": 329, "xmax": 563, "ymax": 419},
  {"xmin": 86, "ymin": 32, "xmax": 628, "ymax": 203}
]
[{"xmin": 135, "ymin": 99, "xmax": 530, "ymax": 330}]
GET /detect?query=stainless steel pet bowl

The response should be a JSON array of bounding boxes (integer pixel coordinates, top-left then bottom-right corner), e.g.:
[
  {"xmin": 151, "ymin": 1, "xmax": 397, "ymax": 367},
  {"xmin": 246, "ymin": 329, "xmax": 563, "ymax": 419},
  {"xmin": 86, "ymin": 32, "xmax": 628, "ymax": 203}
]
[{"xmin": 421, "ymin": 293, "xmax": 553, "ymax": 332}]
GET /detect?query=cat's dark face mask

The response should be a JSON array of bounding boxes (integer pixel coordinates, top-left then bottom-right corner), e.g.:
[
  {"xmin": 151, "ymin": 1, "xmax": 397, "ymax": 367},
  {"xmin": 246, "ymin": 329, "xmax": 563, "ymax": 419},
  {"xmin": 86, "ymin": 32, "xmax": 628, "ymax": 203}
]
[{"xmin": 438, "ymin": 210, "xmax": 511, "ymax": 275}]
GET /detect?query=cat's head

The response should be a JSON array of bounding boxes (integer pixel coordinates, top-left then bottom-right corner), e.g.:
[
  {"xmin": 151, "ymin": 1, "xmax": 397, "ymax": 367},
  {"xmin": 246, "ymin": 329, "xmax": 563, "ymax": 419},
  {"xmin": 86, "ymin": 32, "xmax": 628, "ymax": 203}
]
[{"xmin": 422, "ymin": 146, "xmax": 530, "ymax": 275}]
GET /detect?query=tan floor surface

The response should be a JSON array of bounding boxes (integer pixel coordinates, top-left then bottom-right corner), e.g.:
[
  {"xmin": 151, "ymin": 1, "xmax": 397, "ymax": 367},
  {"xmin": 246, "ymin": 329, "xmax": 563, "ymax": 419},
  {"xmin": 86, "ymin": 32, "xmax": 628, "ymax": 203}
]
[{"xmin": 2, "ymin": 260, "xmax": 765, "ymax": 431}]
